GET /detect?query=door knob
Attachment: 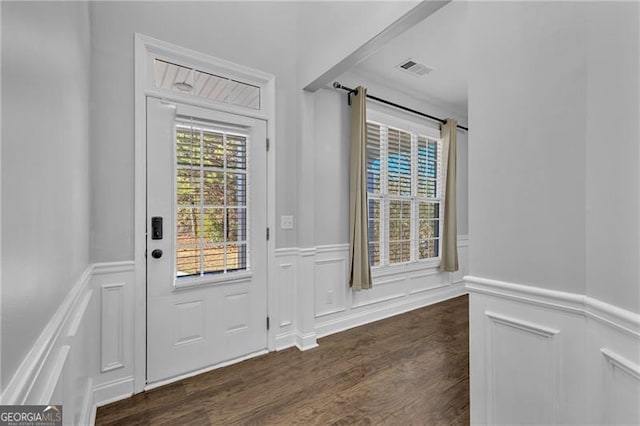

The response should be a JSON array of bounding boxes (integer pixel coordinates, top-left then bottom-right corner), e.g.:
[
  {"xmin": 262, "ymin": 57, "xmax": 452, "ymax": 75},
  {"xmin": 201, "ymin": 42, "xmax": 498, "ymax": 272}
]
[{"xmin": 151, "ymin": 249, "xmax": 163, "ymax": 259}]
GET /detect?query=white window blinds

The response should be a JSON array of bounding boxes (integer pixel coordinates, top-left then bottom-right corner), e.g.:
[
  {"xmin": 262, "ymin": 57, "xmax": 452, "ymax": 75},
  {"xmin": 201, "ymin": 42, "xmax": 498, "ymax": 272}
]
[{"xmin": 366, "ymin": 121, "xmax": 442, "ymax": 267}]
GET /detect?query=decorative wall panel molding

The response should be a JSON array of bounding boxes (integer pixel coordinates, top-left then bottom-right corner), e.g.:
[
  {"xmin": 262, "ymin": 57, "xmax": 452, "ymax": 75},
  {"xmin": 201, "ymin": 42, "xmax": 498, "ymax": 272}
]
[
  {"xmin": 100, "ymin": 283, "xmax": 125, "ymax": 372},
  {"xmin": 467, "ymin": 275, "xmax": 640, "ymax": 425},
  {"xmin": 601, "ymin": 348, "xmax": 640, "ymax": 380},
  {"xmin": 601, "ymin": 348, "xmax": 640, "ymax": 425},
  {"xmin": 275, "ymin": 238, "xmax": 469, "ymax": 348},
  {"xmin": 485, "ymin": 311, "xmax": 560, "ymax": 425}
]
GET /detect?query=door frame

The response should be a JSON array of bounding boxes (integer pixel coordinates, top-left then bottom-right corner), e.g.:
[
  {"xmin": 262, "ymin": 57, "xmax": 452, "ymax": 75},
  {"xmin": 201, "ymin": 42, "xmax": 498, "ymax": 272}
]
[{"xmin": 134, "ymin": 33, "xmax": 277, "ymax": 393}]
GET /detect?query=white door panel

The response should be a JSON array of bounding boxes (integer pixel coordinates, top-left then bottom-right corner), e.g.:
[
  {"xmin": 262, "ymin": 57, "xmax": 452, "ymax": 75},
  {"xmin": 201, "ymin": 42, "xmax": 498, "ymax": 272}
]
[{"xmin": 146, "ymin": 97, "xmax": 267, "ymax": 383}]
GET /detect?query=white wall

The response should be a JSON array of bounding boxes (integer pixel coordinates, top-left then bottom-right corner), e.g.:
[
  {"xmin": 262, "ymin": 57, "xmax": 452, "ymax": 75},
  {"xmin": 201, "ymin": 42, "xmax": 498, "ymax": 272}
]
[
  {"xmin": 90, "ymin": 1, "xmax": 300, "ymax": 258},
  {"xmin": 467, "ymin": 0, "xmax": 639, "ymax": 317},
  {"xmin": 89, "ymin": 2, "xmax": 424, "ymax": 260},
  {"xmin": 1, "ymin": 1, "xmax": 91, "ymax": 390},
  {"xmin": 467, "ymin": 2, "xmax": 640, "ymax": 424},
  {"xmin": 312, "ymin": 77, "xmax": 469, "ymax": 243},
  {"xmin": 584, "ymin": 2, "xmax": 639, "ymax": 314},
  {"xmin": 468, "ymin": 1, "xmax": 587, "ymax": 295},
  {"xmin": 312, "ymin": 89, "xmax": 350, "ymax": 246},
  {"xmin": 296, "ymin": 1, "xmax": 420, "ymax": 88}
]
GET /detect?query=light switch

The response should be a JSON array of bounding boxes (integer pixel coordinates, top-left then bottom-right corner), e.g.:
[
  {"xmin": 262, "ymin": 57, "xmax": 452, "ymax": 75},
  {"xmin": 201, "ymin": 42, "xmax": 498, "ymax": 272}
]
[{"xmin": 280, "ymin": 215, "xmax": 294, "ymax": 230}]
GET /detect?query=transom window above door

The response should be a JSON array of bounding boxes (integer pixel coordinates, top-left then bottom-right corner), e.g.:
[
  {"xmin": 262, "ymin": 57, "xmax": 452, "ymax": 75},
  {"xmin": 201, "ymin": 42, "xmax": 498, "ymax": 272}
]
[{"xmin": 154, "ymin": 59, "xmax": 261, "ymax": 110}]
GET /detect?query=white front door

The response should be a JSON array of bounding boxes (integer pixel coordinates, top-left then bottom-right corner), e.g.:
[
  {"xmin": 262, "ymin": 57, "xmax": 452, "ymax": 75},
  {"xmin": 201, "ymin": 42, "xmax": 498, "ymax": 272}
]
[{"xmin": 146, "ymin": 97, "xmax": 268, "ymax": 384}]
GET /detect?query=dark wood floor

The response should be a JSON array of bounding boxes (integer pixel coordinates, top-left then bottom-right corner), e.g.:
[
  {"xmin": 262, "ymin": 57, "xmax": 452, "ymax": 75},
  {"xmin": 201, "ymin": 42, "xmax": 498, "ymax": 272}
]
[{"xmin": 96, "ymin": 295, "xmax": 469, "ymax": 425}]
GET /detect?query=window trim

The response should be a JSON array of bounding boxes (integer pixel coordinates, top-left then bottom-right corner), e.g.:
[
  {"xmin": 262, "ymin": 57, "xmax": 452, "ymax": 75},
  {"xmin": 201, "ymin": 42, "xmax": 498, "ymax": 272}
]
[
  {"xmin": 172, "ymin": 119, "xmax": 252, "ymax": 288},
  {"xmin": 366, "ymin": 106, "xmax": 443, "ymax": 271}
]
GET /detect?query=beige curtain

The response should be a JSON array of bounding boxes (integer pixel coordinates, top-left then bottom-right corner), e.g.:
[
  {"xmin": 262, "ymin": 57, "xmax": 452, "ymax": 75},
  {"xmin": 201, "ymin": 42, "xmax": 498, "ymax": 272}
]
[
  {"xmin": 348, "ymin": 86, "xmax": 372, "ymax": 290},
  {"xmin": 440, "ymin": 119, "xmax": 459, "ymax": 272}
]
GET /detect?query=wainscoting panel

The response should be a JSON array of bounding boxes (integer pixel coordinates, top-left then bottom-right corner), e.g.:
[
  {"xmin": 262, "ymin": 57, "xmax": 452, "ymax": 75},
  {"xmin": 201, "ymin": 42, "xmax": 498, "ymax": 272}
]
[
  {"xmin": 485, "ymin": 311, "xmax": 560, "ymax": 425},
  {"xmin": 352, "ymin": 277, "xmax": 406, "ymax": 309},
  {"xmin": 100, "ymin": 283, "xmax": 125, "ymax": 372},
  {"xmin": 407, "ymin": 270, "xmax": 448, "ymax": 295},
  {"xmin": 278, "ymin": 263, "xmax": 295, "ymax": 328},
  {"xmin": 274, "ymin": 238, "xmax": 468, "ymax": 349},
  {"xmin": 313, "ymin": 238, "xmax": 468, "ymax": 339},
  {"xmin": 273, "ymin": 251, "xmax": 298, "ymax": 350},
  {"xmin": 601, "ymin": 348, "xmax": 640, "ymax": 425},
  {"xmin": 466, "ymin": 275, "xmax": 640, "ymax": 425},
  {"xmin": 314, "ymin": 257, "xmax": 347, "ymax": 317},
  {"xmin": 90, "ymin": 262, "xmax": 135, "ymax": 411}
]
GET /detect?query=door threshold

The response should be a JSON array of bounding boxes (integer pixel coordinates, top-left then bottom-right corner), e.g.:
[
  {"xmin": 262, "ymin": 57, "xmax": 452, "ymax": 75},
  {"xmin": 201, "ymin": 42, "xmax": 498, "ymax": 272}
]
[{"xmin": 144, "ymin": 348, "xmax": 269, "ymax": 392}]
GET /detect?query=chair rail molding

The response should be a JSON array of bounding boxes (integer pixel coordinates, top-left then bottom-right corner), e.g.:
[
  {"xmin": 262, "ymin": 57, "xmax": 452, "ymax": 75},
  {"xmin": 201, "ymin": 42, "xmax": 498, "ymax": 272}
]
[{"xmin": 465, "ymin": 275, "xmax": 640, "ymax": 336}]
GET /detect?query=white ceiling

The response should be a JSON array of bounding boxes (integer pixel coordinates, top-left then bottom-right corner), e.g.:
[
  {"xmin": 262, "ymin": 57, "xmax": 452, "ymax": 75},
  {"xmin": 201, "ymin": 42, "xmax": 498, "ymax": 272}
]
[{"xmin": 351, "ymin": 1, "xmax": 468, "ymax": 114}]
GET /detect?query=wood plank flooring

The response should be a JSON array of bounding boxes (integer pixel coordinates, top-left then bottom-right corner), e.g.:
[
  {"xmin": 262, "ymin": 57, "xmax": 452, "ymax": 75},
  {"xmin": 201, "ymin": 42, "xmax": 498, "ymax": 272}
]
[{"xmin": 96, "ymin": 295, "xmax": 469, "ymax": 425}]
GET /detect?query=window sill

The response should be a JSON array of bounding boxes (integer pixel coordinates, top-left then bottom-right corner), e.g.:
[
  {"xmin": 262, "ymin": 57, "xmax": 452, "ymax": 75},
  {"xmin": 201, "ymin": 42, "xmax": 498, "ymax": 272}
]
[{"xmin": 371, "ymin": 259, "xmax": 441, "ymax": 279}]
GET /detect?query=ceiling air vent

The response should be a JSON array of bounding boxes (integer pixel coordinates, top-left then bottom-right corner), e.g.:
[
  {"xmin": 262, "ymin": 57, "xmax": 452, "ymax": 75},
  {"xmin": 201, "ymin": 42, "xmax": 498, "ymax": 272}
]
[{"xmin": 396, "ymin": 59, "xmax": 434, "ymax": 77}]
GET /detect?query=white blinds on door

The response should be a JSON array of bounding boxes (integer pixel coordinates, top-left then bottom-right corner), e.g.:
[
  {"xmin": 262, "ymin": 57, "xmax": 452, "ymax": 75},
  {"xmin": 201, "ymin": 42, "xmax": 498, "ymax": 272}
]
[{"xmin": 175, "ymin": 119, "xmax": 250, "ymax": 279}]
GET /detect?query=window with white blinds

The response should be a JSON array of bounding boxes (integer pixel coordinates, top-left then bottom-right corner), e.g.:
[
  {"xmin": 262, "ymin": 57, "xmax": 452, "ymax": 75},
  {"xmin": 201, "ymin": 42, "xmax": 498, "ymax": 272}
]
[
  {"xmin": 175, "ymin": 119, "xmax": 249, "ymax": 279},
  {"xmin": 366, "ymin": 121, "xmax": 442, "ymax": 267}
]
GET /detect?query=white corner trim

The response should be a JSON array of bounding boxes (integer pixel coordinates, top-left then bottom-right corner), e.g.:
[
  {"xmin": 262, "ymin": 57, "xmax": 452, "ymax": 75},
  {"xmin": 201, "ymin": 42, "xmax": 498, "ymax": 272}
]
[
  {"xmin": 601, "ymin": 348, "xmax": 640, "ymax": 380},
  {"xmin": 1, "ymin": 265, "xmax": 93, "ymax": 405},
  {"xmin": 465, "ymin": 275, "xmax": 640, "ymax": 337},
  {"xmin": 295, "ymin": 332, "xmax": 319, "ymax": 351},
  {"xmin": 485, "ymin": 311, "xmax": 560, "ymax": 338}
]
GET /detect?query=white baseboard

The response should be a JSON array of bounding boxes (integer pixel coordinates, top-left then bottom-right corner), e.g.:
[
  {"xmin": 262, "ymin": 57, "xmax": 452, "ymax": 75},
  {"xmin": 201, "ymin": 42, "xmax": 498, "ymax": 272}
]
[
  {"xmin": 316, "ymin": 281, "xmax": 466, "ymax": 338},
  {"xmin": 295, "ymin": 332, "xmax": 319, "ymax": 350},
  {"xmin": 92, "ymin": 376, "xmax": 135, "ymax": 408},
  {"xmin": 274, "ymin": 330, "xmax": 297, "ymax": 351}
]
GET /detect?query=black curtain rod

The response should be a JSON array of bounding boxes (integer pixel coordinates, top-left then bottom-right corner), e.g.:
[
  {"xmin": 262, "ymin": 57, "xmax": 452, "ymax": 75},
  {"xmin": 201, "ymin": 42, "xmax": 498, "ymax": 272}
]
[{"xmin": 332, "ymin": 82, "xmax": 468, "ymax": 132}]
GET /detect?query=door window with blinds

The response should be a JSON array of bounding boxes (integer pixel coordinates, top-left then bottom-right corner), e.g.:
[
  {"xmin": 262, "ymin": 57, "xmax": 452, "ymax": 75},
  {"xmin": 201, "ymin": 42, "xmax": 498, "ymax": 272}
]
[
  {"xmin": 175, "ymin": 118, "xmax": 249, "ymax": 279},
  {"xmin": 366, "ymin": 118, "xmax": 442, "ymax": 268}
]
